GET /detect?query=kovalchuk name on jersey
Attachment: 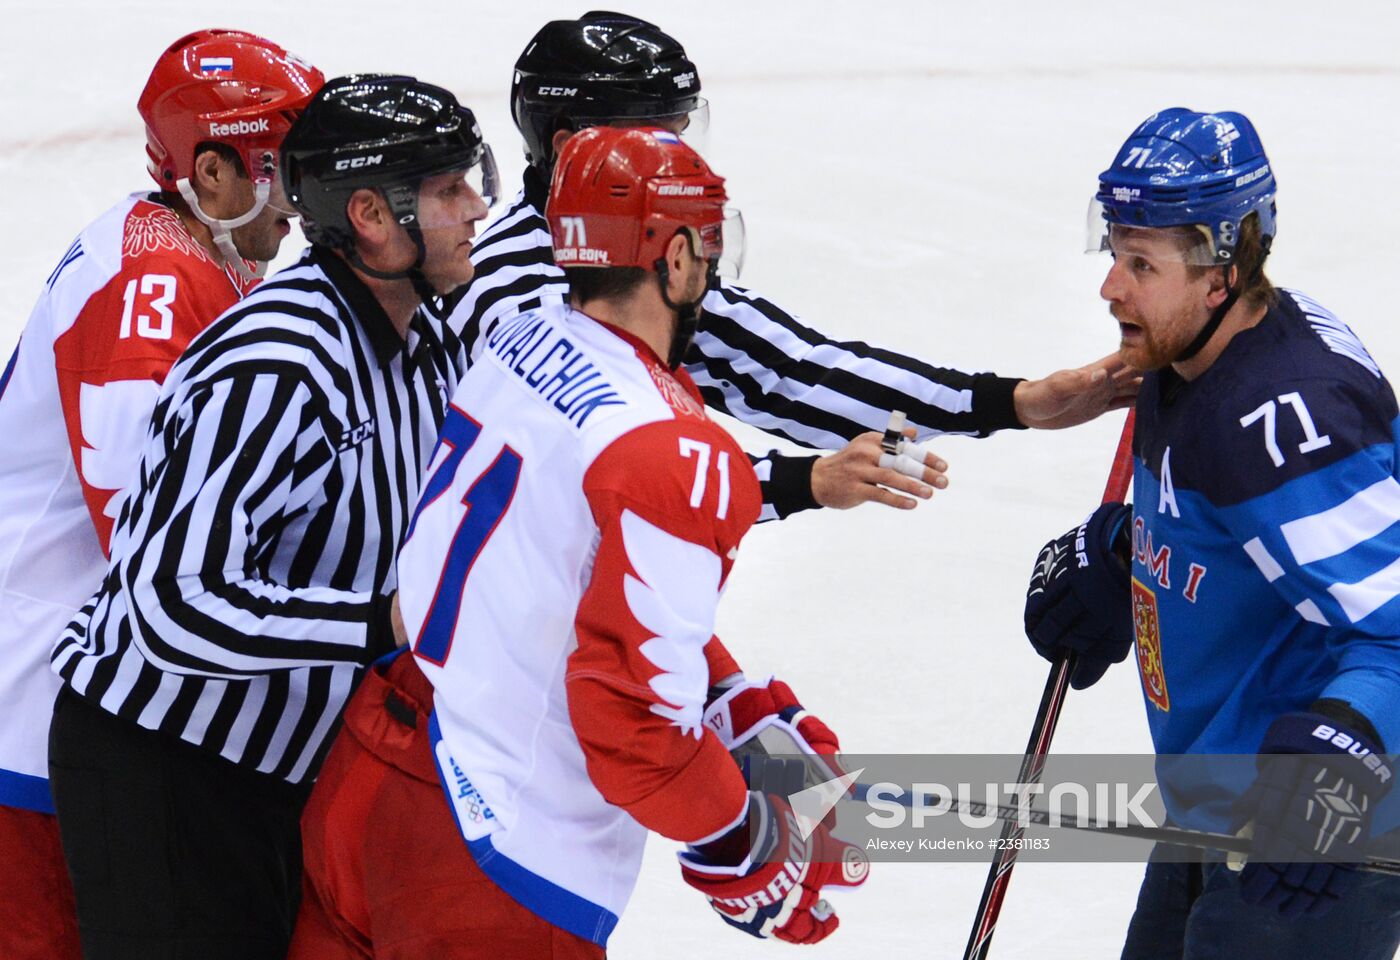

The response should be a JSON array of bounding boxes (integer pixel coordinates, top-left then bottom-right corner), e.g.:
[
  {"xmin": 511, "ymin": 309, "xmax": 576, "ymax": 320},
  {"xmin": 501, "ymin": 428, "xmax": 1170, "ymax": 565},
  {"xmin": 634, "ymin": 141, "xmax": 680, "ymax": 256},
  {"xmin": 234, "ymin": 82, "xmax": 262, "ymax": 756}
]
[{"xmin": 397, "ymin": 303, "xmax": 761, "ymax": 946}]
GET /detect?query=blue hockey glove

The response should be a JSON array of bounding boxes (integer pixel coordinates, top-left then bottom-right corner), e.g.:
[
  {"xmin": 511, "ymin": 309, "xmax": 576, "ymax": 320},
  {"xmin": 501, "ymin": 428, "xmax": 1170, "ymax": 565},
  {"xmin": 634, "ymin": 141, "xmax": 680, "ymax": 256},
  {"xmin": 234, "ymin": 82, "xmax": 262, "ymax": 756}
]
[
  {"xmin": 1023, "ymin": 502, "xmax": 1133, "ymax": 689},
  {"xmin": 1236, "ymin": 708, "xmax": 1393, "ymax": 917}
]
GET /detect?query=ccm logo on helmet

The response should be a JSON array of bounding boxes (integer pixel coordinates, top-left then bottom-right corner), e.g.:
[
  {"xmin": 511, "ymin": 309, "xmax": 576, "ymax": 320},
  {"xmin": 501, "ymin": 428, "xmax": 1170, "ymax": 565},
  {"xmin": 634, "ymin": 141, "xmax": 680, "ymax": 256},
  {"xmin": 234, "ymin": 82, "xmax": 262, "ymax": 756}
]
[
  {"xmin": 537, "ymin": 86, "xmax": 578, "ymax": 97},
  {"xmin": 334, "ymin": 155, "xmax": 384, "ymax": 171},
  {"xmin": 208, "ymin": 118, "xmax": 271, "ymax": 137},
  {"xmin": 1311, "ymin": 724, "xmax": 1394, "ymax": 784}
]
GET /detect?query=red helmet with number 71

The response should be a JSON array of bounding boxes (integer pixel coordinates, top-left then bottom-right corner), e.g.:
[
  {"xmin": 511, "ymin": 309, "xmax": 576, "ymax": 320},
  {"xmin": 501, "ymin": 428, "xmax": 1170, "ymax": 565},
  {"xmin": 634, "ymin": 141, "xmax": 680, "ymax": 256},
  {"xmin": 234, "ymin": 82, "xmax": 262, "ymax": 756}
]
[{"xmin": 546, "ymin": 126, "xmax": 744, "ymax": 279}]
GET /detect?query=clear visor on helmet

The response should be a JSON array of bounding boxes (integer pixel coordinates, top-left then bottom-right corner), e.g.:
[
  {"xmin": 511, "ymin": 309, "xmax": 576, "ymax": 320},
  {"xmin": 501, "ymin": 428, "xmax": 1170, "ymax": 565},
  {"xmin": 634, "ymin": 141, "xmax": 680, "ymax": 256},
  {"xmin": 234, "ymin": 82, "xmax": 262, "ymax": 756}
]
[
  {"xmin": 587, "ymin": 100, "xmax": 711, "ymax": 156},
  {"xmin": 411, "ymin": 143, "xmax": 501, "ymax": 231},
  {"xmin": 690, "ymin": 206, "xmax": 744, "ymax": 280},
  {"xmin": 675, "ymin": 98, "xmax": 710, "ymax": 156},
  {"xmin": 471, "ymin": 142, "xmax": 500, "ymax": 209},
  {"xmin": 1085, "ymin": 198, "xmax": 1218, "ymax": 266},
  {"xmin": 628, "ymin": 99, "xmax": 710, "ymax": 153}
]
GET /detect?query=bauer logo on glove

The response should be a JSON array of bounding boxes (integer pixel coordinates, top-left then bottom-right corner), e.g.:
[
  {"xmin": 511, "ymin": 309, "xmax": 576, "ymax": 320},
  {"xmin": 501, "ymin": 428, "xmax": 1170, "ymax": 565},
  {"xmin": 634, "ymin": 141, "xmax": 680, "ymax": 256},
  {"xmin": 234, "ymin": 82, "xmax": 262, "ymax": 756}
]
[{"xmin": 680, "ymin": 792, "xmax": 870, "ymax": 945}]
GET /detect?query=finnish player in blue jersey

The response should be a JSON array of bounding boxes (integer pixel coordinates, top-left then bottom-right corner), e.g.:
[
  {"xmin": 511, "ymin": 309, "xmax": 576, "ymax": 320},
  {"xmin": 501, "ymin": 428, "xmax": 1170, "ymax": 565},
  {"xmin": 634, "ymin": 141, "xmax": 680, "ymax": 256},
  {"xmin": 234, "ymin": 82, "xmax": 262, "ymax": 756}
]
[{"xmin": 1022, "ymin": 108, "xmax": 1400, "ymax": 959}]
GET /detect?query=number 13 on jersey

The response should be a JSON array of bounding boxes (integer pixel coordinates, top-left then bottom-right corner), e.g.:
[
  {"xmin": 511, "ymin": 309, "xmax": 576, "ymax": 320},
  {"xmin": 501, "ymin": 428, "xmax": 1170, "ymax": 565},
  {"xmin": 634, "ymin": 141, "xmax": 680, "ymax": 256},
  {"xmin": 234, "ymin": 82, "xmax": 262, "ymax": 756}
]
[{"xmin": 404, "ymin": 406, "xmax": 523, "ymax": 665}]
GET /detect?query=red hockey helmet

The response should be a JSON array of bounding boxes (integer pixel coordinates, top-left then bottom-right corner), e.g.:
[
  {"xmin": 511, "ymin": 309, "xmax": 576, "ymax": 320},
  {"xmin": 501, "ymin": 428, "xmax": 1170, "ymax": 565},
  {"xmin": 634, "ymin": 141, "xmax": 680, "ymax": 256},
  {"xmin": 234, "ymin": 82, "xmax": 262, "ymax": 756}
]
[
  {"xmin": 547, "ymin": 126, "xmax": 739, "ymax": 275},
  {"xmin": 139, "ymin": 29, "xmax": 324, "ymax": 190}
]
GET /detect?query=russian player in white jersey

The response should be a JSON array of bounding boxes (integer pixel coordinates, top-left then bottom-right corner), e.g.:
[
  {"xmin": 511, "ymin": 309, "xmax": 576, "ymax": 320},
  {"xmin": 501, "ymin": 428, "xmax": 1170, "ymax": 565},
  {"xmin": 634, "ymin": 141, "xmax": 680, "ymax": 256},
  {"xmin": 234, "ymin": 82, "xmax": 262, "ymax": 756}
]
[
  {"xmin": 290, "ymin": 127, "xmax": 868, "ymax": 958},
  {"xmin": 0, "ymin": 30, "xmax": 321, "ymax": 959}
]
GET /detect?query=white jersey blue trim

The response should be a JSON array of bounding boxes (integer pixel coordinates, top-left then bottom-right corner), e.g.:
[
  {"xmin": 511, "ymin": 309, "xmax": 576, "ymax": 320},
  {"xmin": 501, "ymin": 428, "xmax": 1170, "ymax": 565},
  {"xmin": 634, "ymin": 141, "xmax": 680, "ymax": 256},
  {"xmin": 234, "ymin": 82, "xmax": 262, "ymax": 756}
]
[{"xmin": 428, "ymin": 710, "xmax": 620, "ymax": 946}]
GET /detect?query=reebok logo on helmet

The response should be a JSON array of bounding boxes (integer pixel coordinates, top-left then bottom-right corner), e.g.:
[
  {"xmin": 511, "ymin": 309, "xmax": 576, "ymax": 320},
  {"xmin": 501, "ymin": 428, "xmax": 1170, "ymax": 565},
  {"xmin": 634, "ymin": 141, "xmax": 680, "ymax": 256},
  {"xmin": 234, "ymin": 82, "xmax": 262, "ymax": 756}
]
[{"xmin": 208, "ymin": 118, "xmax": 271, "ymax": 137}]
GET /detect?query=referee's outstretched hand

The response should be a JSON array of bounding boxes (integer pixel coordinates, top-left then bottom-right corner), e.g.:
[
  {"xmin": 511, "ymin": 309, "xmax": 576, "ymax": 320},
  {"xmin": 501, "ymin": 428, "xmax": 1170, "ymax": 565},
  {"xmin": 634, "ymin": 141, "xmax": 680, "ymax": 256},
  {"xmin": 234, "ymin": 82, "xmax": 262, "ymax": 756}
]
[
  {"xmin": 1014, "ymin": 353, "xmax": 1140, "ymax": 430},
  {"xmin": 811, "ymin": 427, "xmax": 947, "ymax": 511}
]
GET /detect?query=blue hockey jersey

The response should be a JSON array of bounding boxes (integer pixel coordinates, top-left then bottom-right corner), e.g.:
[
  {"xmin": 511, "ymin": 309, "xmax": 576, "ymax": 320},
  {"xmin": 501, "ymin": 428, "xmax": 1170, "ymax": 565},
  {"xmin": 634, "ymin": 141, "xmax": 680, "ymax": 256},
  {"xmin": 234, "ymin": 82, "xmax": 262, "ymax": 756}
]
[{"xmin": 1129, "ymin": 289, "xmax": 1400, "ymax": 831}]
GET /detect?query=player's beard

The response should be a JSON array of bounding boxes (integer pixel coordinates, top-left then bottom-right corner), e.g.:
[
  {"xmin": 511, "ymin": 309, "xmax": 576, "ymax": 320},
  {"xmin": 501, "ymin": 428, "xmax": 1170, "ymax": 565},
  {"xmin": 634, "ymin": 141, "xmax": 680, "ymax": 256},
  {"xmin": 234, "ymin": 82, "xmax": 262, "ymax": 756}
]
[{"xmin": 1111, "ymin": 300, "xmax": 1204, "ymax": 372}]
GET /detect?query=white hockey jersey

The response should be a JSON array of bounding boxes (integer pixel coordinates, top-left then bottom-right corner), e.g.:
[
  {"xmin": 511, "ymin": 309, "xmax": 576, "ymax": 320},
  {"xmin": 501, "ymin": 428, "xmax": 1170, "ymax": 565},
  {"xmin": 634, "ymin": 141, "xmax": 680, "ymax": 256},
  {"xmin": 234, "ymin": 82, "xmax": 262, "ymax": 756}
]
[
  {"xmin": 397, "ymin": 304, "xmax": 761, "ymax": 946},
  {"xmin": 0, "ymin": 194, "xmax": 254, "ymax": 811}
]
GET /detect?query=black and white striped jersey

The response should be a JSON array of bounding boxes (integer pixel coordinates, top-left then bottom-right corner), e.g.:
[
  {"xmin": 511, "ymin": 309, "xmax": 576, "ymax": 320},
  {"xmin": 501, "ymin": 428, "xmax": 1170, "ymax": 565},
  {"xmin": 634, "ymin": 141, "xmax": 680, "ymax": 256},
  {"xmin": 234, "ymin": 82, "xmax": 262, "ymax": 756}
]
[
  {"xmin": 51, "ymin": 247, "xmax": 461, "ymax": 783},
  {"xmin": 447, "ymin": 169, "xmax": 1026, "ymax": 454}
]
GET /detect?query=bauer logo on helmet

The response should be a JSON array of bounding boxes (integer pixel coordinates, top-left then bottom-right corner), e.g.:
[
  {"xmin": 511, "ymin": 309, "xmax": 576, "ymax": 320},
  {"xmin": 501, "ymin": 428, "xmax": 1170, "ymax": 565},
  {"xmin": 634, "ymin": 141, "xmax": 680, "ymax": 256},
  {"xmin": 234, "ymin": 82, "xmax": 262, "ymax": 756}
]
[{"xmin": 1235, "ymin": 165, "xmax": 1270, "ymax": 188}]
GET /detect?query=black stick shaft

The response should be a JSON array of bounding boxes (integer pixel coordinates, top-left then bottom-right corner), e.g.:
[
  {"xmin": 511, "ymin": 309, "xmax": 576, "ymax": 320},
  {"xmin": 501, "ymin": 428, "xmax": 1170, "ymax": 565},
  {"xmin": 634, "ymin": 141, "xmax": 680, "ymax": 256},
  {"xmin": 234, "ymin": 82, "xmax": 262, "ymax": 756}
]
[
  {"xmin": 851, "ymin": 782, "xmax": 1400, "ymax": 877},
  {"xmin": 960, "ymin": 410, "xmax": 1137, "ymax": 960}
]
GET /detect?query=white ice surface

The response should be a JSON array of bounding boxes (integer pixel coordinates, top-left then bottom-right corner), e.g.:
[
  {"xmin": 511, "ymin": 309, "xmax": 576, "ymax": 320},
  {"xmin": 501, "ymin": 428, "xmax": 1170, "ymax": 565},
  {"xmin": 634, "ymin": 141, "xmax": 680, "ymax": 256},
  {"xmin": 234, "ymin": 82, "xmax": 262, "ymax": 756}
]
[{"xmin": 3, "ymin": 3, "xmax": 1398, "ymax": 957}]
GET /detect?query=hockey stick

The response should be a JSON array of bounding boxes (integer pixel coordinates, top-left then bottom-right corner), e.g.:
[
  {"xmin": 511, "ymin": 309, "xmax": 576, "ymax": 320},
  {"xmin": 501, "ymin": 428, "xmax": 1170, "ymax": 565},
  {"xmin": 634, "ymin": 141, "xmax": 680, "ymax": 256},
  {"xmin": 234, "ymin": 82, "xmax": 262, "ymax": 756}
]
[
  {"xmin": 960, "ymin": 409, "xmax": 1137, "ymax": 960},
  {"xmin": 848, "ymin": 782, "xmax": 1400, "ymax": 877}
]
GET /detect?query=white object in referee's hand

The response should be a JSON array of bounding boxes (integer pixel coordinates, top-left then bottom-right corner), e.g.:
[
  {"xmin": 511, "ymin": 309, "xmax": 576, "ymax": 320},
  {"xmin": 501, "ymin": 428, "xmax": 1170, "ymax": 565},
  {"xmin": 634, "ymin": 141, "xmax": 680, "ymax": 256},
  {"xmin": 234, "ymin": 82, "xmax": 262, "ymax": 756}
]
[{"xmin": 878, "ymin": 410, "xmax": 936, "ymax": 480}]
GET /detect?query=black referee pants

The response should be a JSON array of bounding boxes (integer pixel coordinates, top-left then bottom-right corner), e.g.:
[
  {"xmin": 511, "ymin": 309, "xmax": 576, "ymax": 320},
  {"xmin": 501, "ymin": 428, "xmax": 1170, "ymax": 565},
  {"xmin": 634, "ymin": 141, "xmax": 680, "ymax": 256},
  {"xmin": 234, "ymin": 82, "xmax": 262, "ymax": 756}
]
[{"xmin": 48, "ymin": 686, "xmax": 311, "ymax": 960}]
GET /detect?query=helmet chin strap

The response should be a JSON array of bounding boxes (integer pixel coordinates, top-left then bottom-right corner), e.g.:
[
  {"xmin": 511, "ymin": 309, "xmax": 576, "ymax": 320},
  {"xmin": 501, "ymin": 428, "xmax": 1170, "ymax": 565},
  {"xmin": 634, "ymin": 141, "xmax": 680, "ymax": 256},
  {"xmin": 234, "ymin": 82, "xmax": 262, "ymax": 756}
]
[
  {"xmin": 176, "ymin": 177, "xmax": 271, "ymax": 281},
  {"xmin": 345, "ymin": 220, "xmax": 440, "ymax": 307},
  {"xmin": 1172, "ymin": 267, "xmax": 1237, "ymax": 364},
  {"xmin": 654, "ymin": 257, "xmax": 716, "ymax": 369},
  {"xmin": 1171, "ymin": 237, "xmax": 1272, "ymax": 364}
]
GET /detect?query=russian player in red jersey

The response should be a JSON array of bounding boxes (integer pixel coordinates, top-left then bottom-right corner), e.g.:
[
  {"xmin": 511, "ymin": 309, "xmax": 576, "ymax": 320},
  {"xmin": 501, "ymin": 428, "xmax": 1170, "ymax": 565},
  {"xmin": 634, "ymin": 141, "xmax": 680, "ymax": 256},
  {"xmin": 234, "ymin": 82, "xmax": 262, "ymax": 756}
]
[
  {"xmin": 290, "ymin": 127, "xmax": 868, "ymax": 958},
  {"xmin": 0, "ymin": 30, "xmax": 321, "ymax": 959}
]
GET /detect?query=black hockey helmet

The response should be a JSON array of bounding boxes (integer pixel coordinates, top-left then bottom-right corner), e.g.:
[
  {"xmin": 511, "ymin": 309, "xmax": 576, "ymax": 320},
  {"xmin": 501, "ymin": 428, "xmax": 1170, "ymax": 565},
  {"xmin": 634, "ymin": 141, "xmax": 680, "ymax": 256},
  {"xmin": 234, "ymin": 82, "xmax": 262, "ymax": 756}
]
[
  {"xmin": 511, "ymin": 11, "xmax": 705, "ymax": 174},
  {"xmin": 281, "ymin": 74, "xmax": 498, "ymax": 273}
]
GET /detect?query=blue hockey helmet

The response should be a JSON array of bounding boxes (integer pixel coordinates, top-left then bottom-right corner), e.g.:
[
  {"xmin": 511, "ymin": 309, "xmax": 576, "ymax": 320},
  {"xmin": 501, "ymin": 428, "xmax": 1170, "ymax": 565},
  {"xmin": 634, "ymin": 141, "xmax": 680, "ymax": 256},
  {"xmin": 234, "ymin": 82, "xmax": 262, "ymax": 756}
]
[{"xmin": 1088, "ymin": 107, "xmax": 1277, "ymax": 265}]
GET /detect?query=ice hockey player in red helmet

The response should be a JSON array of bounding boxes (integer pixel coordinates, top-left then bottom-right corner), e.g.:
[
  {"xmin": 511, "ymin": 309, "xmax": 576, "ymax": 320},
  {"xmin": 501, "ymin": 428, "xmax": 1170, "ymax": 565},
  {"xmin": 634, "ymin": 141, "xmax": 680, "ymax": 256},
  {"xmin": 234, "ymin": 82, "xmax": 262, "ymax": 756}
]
[
  {"xmin": 139, "ymin": 28, "xmax": 323, "ymax": 278},
  {"xmin": 0, "ymin": 29, "xmax": 320, "ymax": 960},
  {"xmin": 289, "ymin": 125, "xmax": 868, "ymax": 958}
]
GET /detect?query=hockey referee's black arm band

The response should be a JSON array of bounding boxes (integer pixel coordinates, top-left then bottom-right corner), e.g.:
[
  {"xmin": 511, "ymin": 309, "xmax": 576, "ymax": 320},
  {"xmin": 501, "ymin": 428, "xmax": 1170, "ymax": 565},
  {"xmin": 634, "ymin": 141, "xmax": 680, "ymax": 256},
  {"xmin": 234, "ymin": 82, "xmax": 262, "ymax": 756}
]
[
  {"xmin": 971, "ymin": 374, "xmax": 1027, "ymax": 433},
  {"xmin": 368, "ymin": 591, "xmax": 400, "ymax": 660},
  {"xmin": 757, "ymin": 452, "xmax": 820, "ymax": 519}
]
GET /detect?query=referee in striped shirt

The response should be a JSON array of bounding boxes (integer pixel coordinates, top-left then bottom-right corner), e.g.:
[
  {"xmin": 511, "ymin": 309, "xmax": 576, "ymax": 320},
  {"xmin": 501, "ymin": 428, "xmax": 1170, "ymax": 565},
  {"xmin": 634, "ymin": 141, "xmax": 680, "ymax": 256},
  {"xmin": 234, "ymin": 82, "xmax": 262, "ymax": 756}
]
[
  {"xmin": 451, "ymin": 12, "xmax": 1138, "ymax": 516},
  {"xmin": 46, "ymin": 75, "xmax": 494, "ymax": 960}
]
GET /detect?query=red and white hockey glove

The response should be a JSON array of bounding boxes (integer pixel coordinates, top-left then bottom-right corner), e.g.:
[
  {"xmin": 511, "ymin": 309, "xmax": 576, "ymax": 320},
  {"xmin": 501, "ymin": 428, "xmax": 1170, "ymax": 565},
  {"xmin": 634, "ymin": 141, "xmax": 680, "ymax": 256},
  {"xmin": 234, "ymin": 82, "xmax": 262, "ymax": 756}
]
[
  {"xmin": 680, "ymin": 793, "xmax": 870, "ymax": 944},
  {"xmin": 703, "ymin": 677, "xmax": 843, "ymax": 802}
]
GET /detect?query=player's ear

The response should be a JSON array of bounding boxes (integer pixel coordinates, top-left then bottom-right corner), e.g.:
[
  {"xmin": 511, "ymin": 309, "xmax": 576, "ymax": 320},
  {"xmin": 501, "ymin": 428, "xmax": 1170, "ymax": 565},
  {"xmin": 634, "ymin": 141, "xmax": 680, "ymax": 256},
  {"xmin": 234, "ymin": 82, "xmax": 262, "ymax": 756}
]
[
  {"xmin": 346, "ymin": 188, "xmax": 389, "ymax": 246},
  {"xmin": 1204, "ymin": 264, "xmax": 1234, "ymax": 310},
  {"xmin": 662, "ymin": 231, "xmax": 691, "ymax": 299},
  {"xmin": 189, "ymin": 147, "xmax": 239, "ymax": 206},
  {"xmin": 551, "ymin": 128, "xmax": 575, "ymax": 160},
  {"xmin": 664, "ymin": 231, "xmax": 690, "ymax": 272}
]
